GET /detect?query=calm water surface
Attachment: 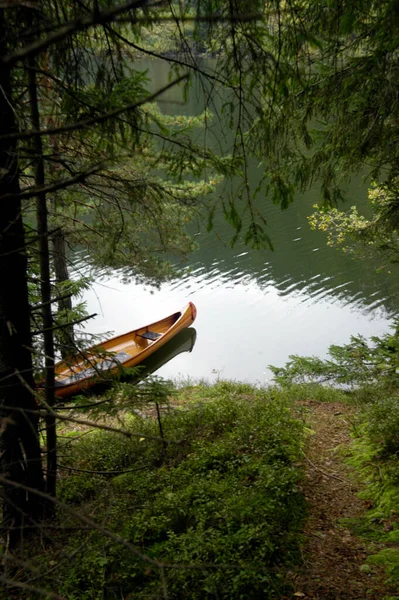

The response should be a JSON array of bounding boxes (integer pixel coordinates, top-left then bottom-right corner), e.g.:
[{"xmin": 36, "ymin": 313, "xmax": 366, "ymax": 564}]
[{"xmin": 80, "ymin": 61, "xmax": 399, "ymax": 384}]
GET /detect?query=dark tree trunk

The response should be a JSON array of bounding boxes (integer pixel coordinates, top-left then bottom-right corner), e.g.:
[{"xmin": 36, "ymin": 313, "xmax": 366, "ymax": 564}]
[
  {"xmin": 27, "ymin": 52, "xmax": 57, "ymax": 498},
  {"xmin": 0, "ymin": 9, "xmax": 46, "ymax": 546}
]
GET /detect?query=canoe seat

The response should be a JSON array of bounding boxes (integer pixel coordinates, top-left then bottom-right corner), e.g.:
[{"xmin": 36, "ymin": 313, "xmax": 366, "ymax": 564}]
[{"xmin": 138, "ymin": 330, "xmax": 162, "ymax": 341}]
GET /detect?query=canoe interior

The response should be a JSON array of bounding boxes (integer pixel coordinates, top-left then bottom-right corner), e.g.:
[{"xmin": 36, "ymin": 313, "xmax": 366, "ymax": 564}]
[{"xmin": 54, "ymin": 311, "xmax": 182, "ymax": 382}]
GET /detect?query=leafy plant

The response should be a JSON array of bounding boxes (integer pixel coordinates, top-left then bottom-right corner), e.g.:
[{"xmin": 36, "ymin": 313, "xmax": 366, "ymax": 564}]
[
  {"xmin": 270, "ymin": 328, "xmax": 399, "ymax": 388},
  {"xmin": 368, "ymin": 549, "xmax": 399, "ymax": 586},
  {"xmin": 365, "ymin": 396, "xmax": 399, "ymax": 455},
  {"xmin": 309, "ymin": 179, "xmax": 399, "ymax": 270}
]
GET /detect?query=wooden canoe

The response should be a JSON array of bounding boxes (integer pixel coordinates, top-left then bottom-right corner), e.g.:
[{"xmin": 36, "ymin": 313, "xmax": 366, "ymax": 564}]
[
  {"xmin": 53, "ymin": 302, "xmax": 197, "ymax": 398},
  {"xmin": 128, "ymin": 327, "xmax": 197, "ymax": 385}
]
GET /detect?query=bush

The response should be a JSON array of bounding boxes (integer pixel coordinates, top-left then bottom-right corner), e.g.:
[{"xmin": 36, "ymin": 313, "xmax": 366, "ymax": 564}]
[
  {"xmin": 365, "ymin": 395, "xmax": 399, "ymax": 455},
  {"xmin": 49, "ymin": 383, "xmax": 307, "ymax": 599},
  {"xmin": 270, "ymin": 328, "xmax": 399, "ymax": 388}
]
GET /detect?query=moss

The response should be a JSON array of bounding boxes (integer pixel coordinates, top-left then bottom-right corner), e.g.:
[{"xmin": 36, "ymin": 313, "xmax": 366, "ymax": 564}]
[{"xmin": 367, "ymin": 549, "xmax": 399, "ymax": 585}]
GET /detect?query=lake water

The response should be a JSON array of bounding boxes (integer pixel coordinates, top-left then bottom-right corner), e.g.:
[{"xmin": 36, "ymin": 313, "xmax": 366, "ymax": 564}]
[{"xmin": 80, "ymin": 61, "xmax": 399, "ymax": 385}]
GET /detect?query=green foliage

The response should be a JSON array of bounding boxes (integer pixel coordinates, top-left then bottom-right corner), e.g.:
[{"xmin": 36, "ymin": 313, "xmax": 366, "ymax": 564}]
[
  {"xmin": 58, "ymin": 474, "xmax": 102, "ymax": 504},
  {"xmin": 241, "ymin": 0, "xmax": 399, "ymax": 252},
  {"xmin": 55, "ymin": 535, "xmax": 109, "ymax": 600},
  {"xmin": 47, "ymin": 383, "xmax": 306, "ymax": 599},
  {"xmin": 309, "ymin": 179, "xmax": 399, "ymax": 270},
  {"xmin": 12, "ymin": 0, "xmax": 399, "ymax": 294},
  {"xmin": 270, "ymin": 327, "xmax": 399, "ymax": 387},
  {"xmin": 350, "ymin": 424, "xmax": 399, "ymax": 516},
  {"xmin": 365, "ymin": 395, "xmax": 399, "ymax": 455},
  {"xmin": 344, "ymin": 416, "xmax": 399, "ymax": 590},
  {"xmin": 368, "ymin": 548, "xmax": 399, "ymax": 585}
]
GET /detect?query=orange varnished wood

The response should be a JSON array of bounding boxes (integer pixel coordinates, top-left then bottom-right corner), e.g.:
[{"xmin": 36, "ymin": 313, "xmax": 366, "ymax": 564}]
[{"xmin": 52, "ymin": 302, "xmax": 196, "ymax": 398}]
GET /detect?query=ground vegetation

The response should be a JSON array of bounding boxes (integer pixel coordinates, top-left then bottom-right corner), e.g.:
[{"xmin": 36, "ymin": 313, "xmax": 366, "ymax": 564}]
[{"xmin": 3, "ymin": 381, "xmax": 307, "ymax": 599}]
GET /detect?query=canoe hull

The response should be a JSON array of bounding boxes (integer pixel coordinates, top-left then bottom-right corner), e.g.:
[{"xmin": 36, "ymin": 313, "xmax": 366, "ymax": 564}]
[
  {"xmin": 122, "ymin": 327, "xmax": 197, "ymax": 386},
  {"xmin": 53, "ymin": 302, "xmax": 196, "ymax": 398}
]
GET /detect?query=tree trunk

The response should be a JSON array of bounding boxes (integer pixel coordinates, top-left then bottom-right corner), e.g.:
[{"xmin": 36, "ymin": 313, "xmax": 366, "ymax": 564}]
[
  {"xmin": 27, "ymin": 51, "xmax": 57, "ymax": 498},
  {"xmin": 0, "ymin": 8, "xmax": 46, "ymax": 546},
  {"xmin": 52, "ymin": 227, "xmax": 76, "ymax": 360}
]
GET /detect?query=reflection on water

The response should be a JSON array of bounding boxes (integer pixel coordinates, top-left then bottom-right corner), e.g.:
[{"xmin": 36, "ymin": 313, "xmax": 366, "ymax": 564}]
[
  {"xmin": 79, "ymin": 197, "xmax": 399, "ymax": 385},
  {"xmin": 81, "ymin": 256, "xmax": 396, "ymax": 385},
  {"xmin": 128, "ymin": 328, "xmax": 197, "ymax": 384},
  {"xmin": 79, "ymin": 60, "xmax": 399, "ymax": 384}
]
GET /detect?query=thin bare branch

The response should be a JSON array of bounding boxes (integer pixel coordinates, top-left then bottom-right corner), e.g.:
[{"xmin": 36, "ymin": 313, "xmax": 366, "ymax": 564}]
[
  {"xmin": 105, "ymin": 24, "xmax": 231, "ymax": 87},
  {"xmin": 1, "ymin": 163, "xmax": 103, "ymax": 201},
  {"xmin": 32, "ymin": 313, "xmax": 97, "ymax": 336},
  {"xmin": 57, "ymin": 463, "xmax": 151, "ymax": 475},
  {"xmin": 2, "ymin": 4, "xmax": 261, "ymax": 68},
  {"xmin": 1, "ymin": 402, "xmax": 178, "ymax": 444},
  {"xmin": 30, "ymin": 293, "xmax": 75, "ymax": 313},
  {"xmin": 42, "ymin": 411, "xmax": 176, "ymax": 443}
]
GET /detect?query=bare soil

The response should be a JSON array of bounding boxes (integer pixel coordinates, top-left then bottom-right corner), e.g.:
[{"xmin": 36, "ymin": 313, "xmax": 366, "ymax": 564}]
[{"xmin": 289, "ymin": 399, "xmax": 395, "ymax": 600}]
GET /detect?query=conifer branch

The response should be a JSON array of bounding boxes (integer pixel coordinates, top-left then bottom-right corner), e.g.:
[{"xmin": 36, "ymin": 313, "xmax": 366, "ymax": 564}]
[
  {"xmin": 1, "ymin": 0, "xmax": 160, "ymax": 66},
  {"xmin": 2, "ymin": 163, "xmax": 103, "ymax": 201},
  {"xmin": 0, "ymin": 74, "xmax": 189, "ymax": 142}
]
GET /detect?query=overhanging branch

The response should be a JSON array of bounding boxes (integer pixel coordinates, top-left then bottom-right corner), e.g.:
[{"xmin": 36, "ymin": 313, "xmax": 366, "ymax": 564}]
[
  {"xmin": 2, "ymin": 3, "xmax": 261, "ymax": 68},
  {"xmin": 1, "ymin": 0, "xmax": 159, "ymax": 67},
  {"xmin": 0, "ymin": 163, "xmax": 103, "ymax": 202},
  {"xmin": 0, "ymin": 74, "xmax": 189, "ymax": 142}
]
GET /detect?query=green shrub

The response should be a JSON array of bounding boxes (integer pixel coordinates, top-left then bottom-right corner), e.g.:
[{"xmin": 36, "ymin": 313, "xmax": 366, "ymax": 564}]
[
  {"xmin": 365, "ymin": 396, "xmax": 399, "ymax": 455},
  {"xmin": 58, "ymin": 535, "xmax": 109, "ymax": 600},
  {"xmin": 49, "ymin": 383, "xmax": 307, "ymax": 599},
  {"xmin": 368, "ymin": 549, "xmax": 399, "ymax": 586},
  {"xmin": 346, "ymin": 413, "xmax": 399, "ymax": 592},
  {"xmin": 58, "ymin": 474, "xmax": 102, "ymax": 504}
]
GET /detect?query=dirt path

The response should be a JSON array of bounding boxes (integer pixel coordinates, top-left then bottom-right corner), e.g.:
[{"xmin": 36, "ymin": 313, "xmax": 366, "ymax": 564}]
[{"xmin": 290, "ymin": 399, "xmax": 393, "ymax": 600}]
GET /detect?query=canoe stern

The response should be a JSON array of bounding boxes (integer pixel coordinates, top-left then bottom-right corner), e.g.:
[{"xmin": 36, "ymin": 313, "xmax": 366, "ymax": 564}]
[{"xmin": 189, "ymin": 301, "xmax": 197, "ymax": 322}]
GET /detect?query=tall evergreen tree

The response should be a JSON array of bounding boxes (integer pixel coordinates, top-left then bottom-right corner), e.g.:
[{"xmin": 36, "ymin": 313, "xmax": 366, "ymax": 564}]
[
  {"xmin": 0, "ymin": 0, "xmax": 269, "ymax": 538},
  {"xmin": 0, "ymin": 7, "xmax": 46, "ymax": 546}
]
